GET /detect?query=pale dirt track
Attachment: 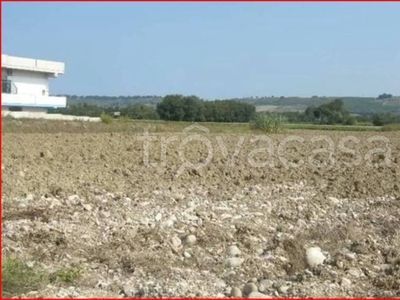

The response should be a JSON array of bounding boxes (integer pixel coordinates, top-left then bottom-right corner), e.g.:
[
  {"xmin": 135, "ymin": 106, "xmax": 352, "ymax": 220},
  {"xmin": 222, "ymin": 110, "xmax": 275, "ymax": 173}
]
[{"xmin": 2, "ymin": 119, "xmax": 400, "ymax": 298}]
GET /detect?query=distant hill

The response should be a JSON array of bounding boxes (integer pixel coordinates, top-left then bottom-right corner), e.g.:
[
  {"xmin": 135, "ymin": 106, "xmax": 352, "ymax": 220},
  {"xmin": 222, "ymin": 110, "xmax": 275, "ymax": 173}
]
[
  {"xmin": 56, "ymin": 95, "xmax": 163, "ymax": 107},
  {"xmin": 235, "ymin": 96, "xmax": 400, "ymax": 115},
  {"xmin": 54, "ymin": 95, "xmax": 400, "ymax": 115}
]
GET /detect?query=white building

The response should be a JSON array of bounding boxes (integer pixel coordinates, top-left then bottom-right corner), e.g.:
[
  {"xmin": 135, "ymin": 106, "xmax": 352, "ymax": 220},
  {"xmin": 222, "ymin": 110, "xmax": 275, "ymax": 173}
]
[{"xmin": 1, "ymin": 54, "xmax": 66, "ymax": 112}]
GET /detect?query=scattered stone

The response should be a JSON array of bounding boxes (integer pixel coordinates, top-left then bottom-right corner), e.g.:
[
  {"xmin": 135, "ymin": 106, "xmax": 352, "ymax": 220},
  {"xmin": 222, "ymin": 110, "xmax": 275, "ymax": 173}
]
[
  {"xmin": 248, "ymin": 292, "xmax": 271, "ymax": 298},
  {"xmin": 155, "ymin": 213, "xmax": 162, "ymax": 221},
  {"xmin": 183, "ymin": 234, "xmax": 197, "ymax": 246},
  {"xmin": 161, "ymin": 219, "xmax": 174, "ymax": 228},
  {"xmin": 122, "ymin": 284, "xmax": 138, "ymax": 297},
  {"xmin": 336, "ymin": 260, "xmax": 344, "ymax": 269},
  {"xmin": 171, "ymin": 236, "xmax": 182, "ymax": 248},
  {"xmin": 278, "ymin": 285, "xmax": 290, "ymax": 294},
  {"xmin": 82, "ymin": 204, "xmax": 92, "ymax": 211},
  {"xmin": 231, "ymin": 287, "xmax": 242, "ymax": 298},
  {"xmin": 347, "ymin": 268, "xmax": 362, "ymax": 278},
  {"xmin": 340, "ymin": 277, "xmax": 352, "ymax": 288},
  {"xmin": 345, "ymin": 252, "xmax": 356, "ymax": 261},
  {"xmin": 224, "ymin": 258, "xmax": 244, "ymax": 268},
  {"xmin": 227, "ymin": 245, "xmax": 241, "ymax": 257},
  {"xmin": 329, "ymin": 197, "xmax": 341, "ymax": 205},
  {"xmin": 249, "ymin": 277, "xmax": 258, "ymax": 283},
  {"xmin": 173, "ymin": 194, "xmax": 185, "ymax": 201},
  {"xmin": 256, "ymin": 248, "xmax": 264, "ymax": 256},
  {"xmin": 306, "ymin": 247, "xmax": 326, "ymax": 267},
  {"xmin": 243, "ymin": 283, "xmax": 258, "ymax": 296},
  {"xmin": 214, "ymin": 278, "xmax": 227, "ymax": 289},
  {"xmin": 258, "ymin": 280, "xmax": 274, "ymax": 292}
]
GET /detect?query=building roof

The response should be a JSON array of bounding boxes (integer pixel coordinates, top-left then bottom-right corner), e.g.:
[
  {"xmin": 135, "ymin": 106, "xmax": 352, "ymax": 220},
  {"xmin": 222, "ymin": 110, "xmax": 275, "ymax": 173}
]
[{"xmin": 1, "ymin": 54, "xmax": 65, "ymax": 76}]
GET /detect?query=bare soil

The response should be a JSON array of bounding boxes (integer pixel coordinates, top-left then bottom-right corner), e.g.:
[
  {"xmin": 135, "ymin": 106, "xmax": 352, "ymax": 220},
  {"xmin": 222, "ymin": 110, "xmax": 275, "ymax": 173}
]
[{"xmin": 2, "ymin": 119, "xmax": 400, "ymax": 298}]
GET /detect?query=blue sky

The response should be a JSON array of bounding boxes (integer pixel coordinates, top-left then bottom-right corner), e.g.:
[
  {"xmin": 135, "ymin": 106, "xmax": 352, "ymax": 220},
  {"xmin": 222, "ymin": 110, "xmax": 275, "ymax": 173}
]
[{"xmin": 2, "ymin": 2, "xmax": 400, "ymax": 99}]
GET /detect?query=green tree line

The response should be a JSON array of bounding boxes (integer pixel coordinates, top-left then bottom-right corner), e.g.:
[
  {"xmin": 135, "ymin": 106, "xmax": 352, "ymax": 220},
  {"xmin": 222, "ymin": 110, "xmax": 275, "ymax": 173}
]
[
  {"xmin": 49, "ymin": 94, "xmax": 256, "ymax": 122},
  {"xmin": 49, "ymin": 96, "xmax": 399, "ymax": 126},
  {"xmin": 156, "ymin": 95, "xmax": 255, "ymax": 122}
]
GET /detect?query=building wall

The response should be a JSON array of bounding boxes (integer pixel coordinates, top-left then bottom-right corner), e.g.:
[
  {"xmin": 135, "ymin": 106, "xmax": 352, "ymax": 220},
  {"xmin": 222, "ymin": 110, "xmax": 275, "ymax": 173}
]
[
  {"xmin": 3, "ymin": 68, "xmax": 50, "ymax": 96},
  {"xmin": 2, "ymin": 54, "xmax": 65, "ymax": 76}
]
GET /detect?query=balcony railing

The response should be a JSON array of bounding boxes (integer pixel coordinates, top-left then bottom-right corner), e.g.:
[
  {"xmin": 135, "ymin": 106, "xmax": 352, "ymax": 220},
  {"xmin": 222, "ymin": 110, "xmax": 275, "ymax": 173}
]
[{"xmin": 2, "ymin": 79, "xmax": 18, "ymax": 94}]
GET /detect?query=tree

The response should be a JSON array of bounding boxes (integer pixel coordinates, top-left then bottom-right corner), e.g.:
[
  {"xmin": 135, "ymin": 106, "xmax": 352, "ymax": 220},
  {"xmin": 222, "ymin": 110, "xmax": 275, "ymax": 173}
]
[
  {"xmin": 303, "ymin": 99, "xmax": 353, "ymax": 125},
  {"xmin": 378, "ymin": 93, "xmax": 393, "ymax": 100},
  {"xmin": 156, "ymin": 95, "xmax": 185, "ymax": 121}
]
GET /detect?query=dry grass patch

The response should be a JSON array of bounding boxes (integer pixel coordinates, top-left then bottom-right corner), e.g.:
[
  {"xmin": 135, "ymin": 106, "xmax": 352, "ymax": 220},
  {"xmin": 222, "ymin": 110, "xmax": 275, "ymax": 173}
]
[
  {"xmin": 3, "ymin": 207, "xmax": 50, "ymax": 223},
  {"xmin": 2, "ymin": 257, "xmax": 48, "ymax": 298}
]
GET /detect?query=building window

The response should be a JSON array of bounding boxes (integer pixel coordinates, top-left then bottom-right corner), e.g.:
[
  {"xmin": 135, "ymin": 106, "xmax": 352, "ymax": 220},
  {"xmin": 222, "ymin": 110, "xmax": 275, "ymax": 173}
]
[{"xmin": 9, "ymin": 106, "xmax": 23, "ymax": 112}]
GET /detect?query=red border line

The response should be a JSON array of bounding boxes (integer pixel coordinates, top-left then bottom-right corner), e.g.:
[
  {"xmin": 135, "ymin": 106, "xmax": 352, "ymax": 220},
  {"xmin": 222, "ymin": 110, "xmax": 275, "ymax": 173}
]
[{"xmin": 2, "ymin": 0, "xmax": 400, "ymax": 2}]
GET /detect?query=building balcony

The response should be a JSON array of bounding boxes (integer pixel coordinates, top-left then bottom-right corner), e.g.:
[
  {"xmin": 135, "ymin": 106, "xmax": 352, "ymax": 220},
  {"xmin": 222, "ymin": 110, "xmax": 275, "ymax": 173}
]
[{"xmin": 2, "ymin": 93, "xmax": 67, "ymax": 108}]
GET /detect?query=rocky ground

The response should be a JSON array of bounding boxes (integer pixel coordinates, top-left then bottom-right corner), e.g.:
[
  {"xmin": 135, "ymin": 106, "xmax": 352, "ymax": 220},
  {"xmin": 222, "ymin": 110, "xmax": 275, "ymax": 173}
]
[{"xmin": 2, "ymin": 119, "xmax": 400, "ymax": 298}]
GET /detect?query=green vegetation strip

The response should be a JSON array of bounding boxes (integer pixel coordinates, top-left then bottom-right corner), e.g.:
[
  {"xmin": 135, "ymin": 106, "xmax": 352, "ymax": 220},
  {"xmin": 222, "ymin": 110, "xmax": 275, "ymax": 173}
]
[
  {"xmin": 284, "ymin": 123, "xmax": 383, "ymax": 131},
  {"xmin": 2, "ymin": 257, "xmax": 82, "ymax": 298}
]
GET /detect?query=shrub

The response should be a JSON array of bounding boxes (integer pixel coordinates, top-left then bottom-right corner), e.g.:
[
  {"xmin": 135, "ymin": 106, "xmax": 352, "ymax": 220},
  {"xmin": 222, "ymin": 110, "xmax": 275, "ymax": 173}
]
[
  {"xmin": 344, "ymin": 116, "xmax": 357, "ymax": 126},
  {"xmin": 381, "ymin": 123, "xmax": 400, "ymax": 132},
  {"xmin": 249, "ymin": 113, "xmax": 286, "ymax": 133},
  {"xmin": 119, "ymin": 116, "xmax": 131, "ymax": 123},
  {"xmin": 100, "ymin": 113, "xmax": 113, "ymax": 124},
  {"xmin": 49, "ymin": 267, "xmax": 82, "ymax": 284}
]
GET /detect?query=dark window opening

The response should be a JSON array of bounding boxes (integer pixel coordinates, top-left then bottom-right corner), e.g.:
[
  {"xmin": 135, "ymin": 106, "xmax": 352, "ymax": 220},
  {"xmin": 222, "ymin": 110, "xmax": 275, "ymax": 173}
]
[{"xmin": 9, "ymin": 106, "xmax": 23, "ymax": 112}]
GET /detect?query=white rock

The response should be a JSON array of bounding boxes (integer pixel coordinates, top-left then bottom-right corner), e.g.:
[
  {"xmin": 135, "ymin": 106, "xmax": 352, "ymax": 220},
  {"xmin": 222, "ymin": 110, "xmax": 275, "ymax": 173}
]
[
  {"xmin": 173, "ymin": 193, "xmax": 185, "ymax": 201},
  {"xmin": 248, "ymin": 292, "xmax": 271, "ymax": 298},
  {"xmin": 227, "ymin": 245, "xmax": 241, "ymax": 257},
  {"xmin": 122, "ymin": 284, "xmax": 138, "ymax": 297},
  {"xmin": 171, "ymin": 236, "xmax": 182, "ymax": 248},
  {"xmin": 155, "ymin": 213, "xmax": 162, "ymax": 222},
  {"xmin": 347, "ymin": 268, "xmax": 362, "ymax": 278},
  {"xmin": 161, "ymin": 219, "xmax": 174, "ymax": 228},
  {"xmin": 26, "ymin": 261, "xmax": 34, "ymax": 268},
  {"xmin": 340, "ymin": 277, "xmax": 351, "ymax": 288},
  {"xmin": 224, "ymin": 257, "xmax": 244, "ymax": 268},
  {"xmin": 153, "ymin": 190, "xmax": 163, "ymax": 196},
  {"xmin": 329, "ymin": 197, "xmax": 341, "ymax": 205},
  {"xmin": 82, "ymin": 204, "xmax": 92, "ymax": 211},
  {"xmin": 258, "ymin": 280, "xmax": 274, "ymax": 292},
  {"xmin": 140, "ymin": 218, "xmax": 150, "ymax": 226},
  {"xmin": 26, "ymin": 194, "xmax": 34, "ymax": 201},
  {"xmin": 296, "ymin": 219, "xmax": 307, "ymax": 227},
  {"xmin": 256, "ymin": 248, "xmax": 264, "ymax": 256},
  {"xmin": 278, "ymin": 286, "xmax": 289, "ymax": 294},
  {"xmin": 214, "ymin": 278, "xmax": 227, "ymax": 288},
  {"xmin": 306, "ymin": 247, "xmax": 326, "ymax": 267},
  {"xmin": 345, "ymin": 252, "xmax": 356, "ymax": 261},
  {"xmin": 183, "ymin": 234, "xmax": 197, "ymax": 246},
  {"xmin": 336, "ymin": 260, "xmax": 344, "ymax": 269},
  {"xmin": 231, "ymin": 287, "xmax": 242, "ymax": 298},
  {"xmin": 95, "ymin": 280, "xmax": 110, "ymax": 289}
]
